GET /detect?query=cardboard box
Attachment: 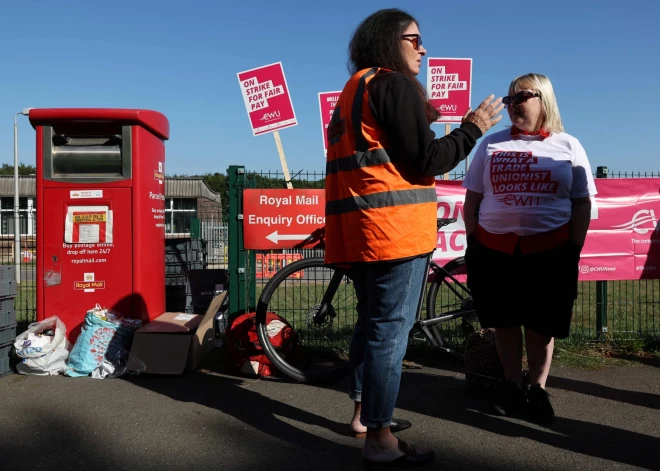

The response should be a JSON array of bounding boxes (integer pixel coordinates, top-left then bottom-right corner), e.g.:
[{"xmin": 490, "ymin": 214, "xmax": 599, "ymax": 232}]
[
  {"xmin": 127, "ymin": 291, "xmax": 227, "ymax": 375},
  {"xmin": 189, "ymin": 291, "xmax": 226, "ymax": 371}
]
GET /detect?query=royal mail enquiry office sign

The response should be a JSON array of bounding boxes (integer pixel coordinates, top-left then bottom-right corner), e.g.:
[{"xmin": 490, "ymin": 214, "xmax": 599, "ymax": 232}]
[
  {"xmin": 243, "ymin": 189, "xmax": 325, "ymax": 250},
  {"xmin": 237, "ymin": 62, "xmax": 298, "ymax": 136}
]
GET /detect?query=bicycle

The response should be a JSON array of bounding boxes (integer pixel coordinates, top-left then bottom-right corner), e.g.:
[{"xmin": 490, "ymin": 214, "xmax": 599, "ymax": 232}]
[{"xmin": 255, "ymin": 218, "xmax": 479, "ymax": 384}]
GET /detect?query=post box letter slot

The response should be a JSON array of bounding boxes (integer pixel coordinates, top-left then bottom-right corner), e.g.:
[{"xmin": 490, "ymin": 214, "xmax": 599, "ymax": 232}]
[
  {"xmin": 43, "ymin": 125, "xmax": 132, "ymax": 181},
  {"xmin": 52, "ymin": 135, "xmax": 122, "ymax": 177}
]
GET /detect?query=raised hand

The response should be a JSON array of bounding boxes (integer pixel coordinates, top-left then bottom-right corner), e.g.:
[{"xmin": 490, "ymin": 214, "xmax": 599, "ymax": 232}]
[{"xmin": 462, "ymin": 95, "xmax": 505, "ymax": 134}]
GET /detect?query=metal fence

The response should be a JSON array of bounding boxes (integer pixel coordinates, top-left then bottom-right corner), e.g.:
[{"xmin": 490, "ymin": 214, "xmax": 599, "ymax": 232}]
[
  {"xmin": 9, "ymin": 210, "xmax": 231, "ymax": 334},
  {"xmin": 200, "ymin": 221, "xmax": 229, "ymax": 267},
  {"xmin": 227, "ymin": 166, "xmax": 660, "ymax": 348},
  {"xmin": 1, "ymin": 211, "xmax": 37, "ymax": 334},
  {"xmin": 8, "ymin": 166, "xmax": 660, "ymax": 345}
]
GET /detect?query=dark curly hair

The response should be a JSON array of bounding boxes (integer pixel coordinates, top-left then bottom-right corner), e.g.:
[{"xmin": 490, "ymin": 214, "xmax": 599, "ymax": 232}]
[{"xmin": 348, "ymin": 8, "xmax": 439, "ymax": 123}]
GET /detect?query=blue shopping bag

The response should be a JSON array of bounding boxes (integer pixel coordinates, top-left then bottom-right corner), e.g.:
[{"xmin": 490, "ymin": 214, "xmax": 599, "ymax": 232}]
[{"xmin": 64, "ymin": 311, "xmax": 134, "ymax": 377}]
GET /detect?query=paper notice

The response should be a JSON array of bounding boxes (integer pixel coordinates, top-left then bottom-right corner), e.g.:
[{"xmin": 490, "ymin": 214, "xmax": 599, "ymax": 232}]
[{"xmin": 64, "ymin": 205, "xmax": 113, "ymax": 244}]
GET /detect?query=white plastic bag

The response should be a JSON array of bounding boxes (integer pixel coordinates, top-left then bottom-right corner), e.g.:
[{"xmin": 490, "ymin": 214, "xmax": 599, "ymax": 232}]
[{"xmin": 14, "ymin": 316, "xmax": 71, "ymax": 376}]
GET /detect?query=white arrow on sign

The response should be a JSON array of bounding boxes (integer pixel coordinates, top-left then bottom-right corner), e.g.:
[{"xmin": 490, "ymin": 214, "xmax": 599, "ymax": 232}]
[{"xmin": 266, "ymin": 231, "xmax": 310, "ymax": 244}]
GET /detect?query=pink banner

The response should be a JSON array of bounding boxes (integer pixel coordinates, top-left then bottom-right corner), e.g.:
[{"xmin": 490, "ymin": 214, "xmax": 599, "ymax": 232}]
[{"xmin": 434, "ymin": 179, "xmax": 660, "ymax": 280}]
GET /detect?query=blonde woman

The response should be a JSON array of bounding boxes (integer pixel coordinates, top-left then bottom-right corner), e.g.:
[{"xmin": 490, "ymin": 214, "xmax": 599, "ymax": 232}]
[{"xmin": 462, "ymin": 73, "xmax": 596, "ymax": 424}]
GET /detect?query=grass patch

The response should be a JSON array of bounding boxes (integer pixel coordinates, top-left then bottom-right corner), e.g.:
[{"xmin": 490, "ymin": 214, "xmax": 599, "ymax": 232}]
[
  {"xmin": 553, "ymin": 337, "xmax": 660, "ymax": 369},
  {"xmin": 402, "ymin": 336, "xmax": 660, "ymax": 372}
]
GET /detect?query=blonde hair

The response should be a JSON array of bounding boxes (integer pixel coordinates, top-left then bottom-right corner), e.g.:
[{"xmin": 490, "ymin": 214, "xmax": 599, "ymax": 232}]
[{"xmin": 509, "ymin": 73, "xmax": 564, "ymax": 133}]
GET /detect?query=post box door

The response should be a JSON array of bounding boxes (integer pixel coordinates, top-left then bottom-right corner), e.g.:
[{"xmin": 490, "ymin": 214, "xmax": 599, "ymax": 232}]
[{"xmin": 42, "ymin": 187, "xmax": 133, "ymax": 340}]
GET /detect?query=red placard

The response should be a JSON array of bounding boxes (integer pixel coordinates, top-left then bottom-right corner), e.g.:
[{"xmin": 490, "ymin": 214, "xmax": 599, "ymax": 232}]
[
  {"xmin": 318, "ymin": 91, "xmax": 341, "ymax": 155},
  {"xmin": 426, "ymin": 58, "xmax": 472, "ymax": 123},
  {"xmin": 243, "ymin": 189, "xmax": 326, "ymax": 249},
  {"xmin": 237, "ymin": 62, "xmax": 298, "ymax": 136}
]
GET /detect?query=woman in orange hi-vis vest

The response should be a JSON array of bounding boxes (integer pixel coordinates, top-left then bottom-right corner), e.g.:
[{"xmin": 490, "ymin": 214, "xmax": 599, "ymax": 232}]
[{"xmin": 325, "ymin": 8, "xmax": 503, "ymax": 469}]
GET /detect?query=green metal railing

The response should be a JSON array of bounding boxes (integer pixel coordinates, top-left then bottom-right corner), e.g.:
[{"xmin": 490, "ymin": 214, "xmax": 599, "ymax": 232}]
[
  {"xmin": 226, "ymin": 166, "xmax": 326, "ymax": 320},
  {"xmin": 227, "ymin": 165, "xmax": 660, "ymax": 345}
]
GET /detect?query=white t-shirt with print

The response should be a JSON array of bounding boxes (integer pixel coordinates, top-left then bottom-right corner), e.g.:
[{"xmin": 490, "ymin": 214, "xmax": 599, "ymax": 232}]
[{"xmin": 462, "ymin": 129, "xmax": 597, "ymax": 236}]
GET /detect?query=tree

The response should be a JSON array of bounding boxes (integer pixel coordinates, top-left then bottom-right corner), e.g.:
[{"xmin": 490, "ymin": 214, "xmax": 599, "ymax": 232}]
[
  {"xmin": 166, "ymin": 170, "xmax": 325, "ymax": 223},
  {"xmin": 0, "ymin": 163, "xmax": 37, "ymax": 176},
  {"xmin": 200, "ymin": 172, "xmax": 229, "ymax": 220}
]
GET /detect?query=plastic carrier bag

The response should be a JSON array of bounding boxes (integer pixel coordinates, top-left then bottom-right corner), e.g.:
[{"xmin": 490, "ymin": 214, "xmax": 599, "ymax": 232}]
[
  {"xmin": 64, "ymin": 305, "xmax": 138, "ymax": 378},
  {"xmin": 14, "ymin": 316, "xmax": 71, "ymax": 376}
]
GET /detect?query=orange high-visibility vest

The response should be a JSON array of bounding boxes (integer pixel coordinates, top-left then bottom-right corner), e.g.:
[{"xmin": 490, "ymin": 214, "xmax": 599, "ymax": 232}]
[{"xmin": 324, "ymin": 68, "xmax": 437, "ymax": 265}]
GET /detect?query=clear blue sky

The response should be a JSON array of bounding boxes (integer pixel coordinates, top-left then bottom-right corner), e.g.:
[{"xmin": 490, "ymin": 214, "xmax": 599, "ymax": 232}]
[{"xmin": 1, "ymin": 0, "xmax": 658, "ymax": 176}]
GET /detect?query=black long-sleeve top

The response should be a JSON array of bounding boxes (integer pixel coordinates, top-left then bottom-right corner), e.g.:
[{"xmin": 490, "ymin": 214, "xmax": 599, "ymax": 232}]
[{"xmin": 367, "ymin": 71, "xmax": 483, "ymax": 177}]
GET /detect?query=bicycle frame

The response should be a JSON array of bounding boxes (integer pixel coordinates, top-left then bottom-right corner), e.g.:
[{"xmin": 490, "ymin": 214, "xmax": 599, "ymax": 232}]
[
  {"xmin": 313, "ymin": 254, "xmax": 475, "ymax": 351},
  {"xmin": 415, "ymin": 256, "xmax": 472, "ymax": 350}
]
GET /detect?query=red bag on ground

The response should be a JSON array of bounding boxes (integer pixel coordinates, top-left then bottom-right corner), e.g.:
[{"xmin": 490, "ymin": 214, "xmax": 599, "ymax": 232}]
[{"xmin": 225, "ymin": 312, "xmax": 294, "ymax": 377}]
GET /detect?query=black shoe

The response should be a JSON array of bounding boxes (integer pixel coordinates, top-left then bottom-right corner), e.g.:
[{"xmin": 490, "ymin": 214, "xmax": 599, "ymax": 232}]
[
  {"xmin": 527, "ymin": 385, "xmax": 555, "ymax": 424},
  {"xmin": 390, "ymin": 418, "xmax": 412, "ymax": 434},
  {"xmin": 492, "ymin": 380, "xmax": 526, "ymax": 417},
  {"xmin": 352, "ymin": 418, "xmax": 412, "ymax": 438},
  {"xmin": 363, "ymin": 438, "xmax": 435, "ymax": 469}
]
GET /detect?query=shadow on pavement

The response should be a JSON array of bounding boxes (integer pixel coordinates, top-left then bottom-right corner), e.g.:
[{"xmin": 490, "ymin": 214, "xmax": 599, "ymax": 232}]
[
  {"xmin": 547, "ymin": 374, "xmax": 660, "ymax": 410},
  {"xmin": 0, "ymin": 409, "xmax": 110, "ymax": 470},
  {"xmin": 395, "ymin": 371, "xmax": 660, "ymax": 470},
  {"xmin": 123, "ymin": 372, "xmax": 356, "ymax": 454}
]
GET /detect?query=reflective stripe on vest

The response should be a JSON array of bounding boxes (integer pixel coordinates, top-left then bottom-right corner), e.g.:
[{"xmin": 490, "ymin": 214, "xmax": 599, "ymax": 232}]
[{"xmin": 324, "ymin": 68, "xmax": 437, "ymax": 264}]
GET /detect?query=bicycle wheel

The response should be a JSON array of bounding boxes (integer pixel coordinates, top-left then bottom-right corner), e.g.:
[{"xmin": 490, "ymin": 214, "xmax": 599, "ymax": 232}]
[
  {"xmin": 426, "ymin": 257, "xmax": 479, "ymax": 348},
  {"xmin": 255, "ymin": 257, "xmax": 355, "ymax": 383}
]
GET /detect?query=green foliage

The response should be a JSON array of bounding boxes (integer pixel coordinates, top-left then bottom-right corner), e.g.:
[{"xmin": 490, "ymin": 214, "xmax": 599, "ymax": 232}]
[
  {"xmin": 200, "ymin": 172, "xmax": 229, "ymax": 221},
  {"xmin": 244, "ymin": 171, "xmax": 325, "ymax": 190},
  {"xmin": 166, "ymin": 170, "xmax": 326, "ymax": 222},
  {"xmin": 0, "ymin": 163, "xmax": 37, "ymax": 175}
]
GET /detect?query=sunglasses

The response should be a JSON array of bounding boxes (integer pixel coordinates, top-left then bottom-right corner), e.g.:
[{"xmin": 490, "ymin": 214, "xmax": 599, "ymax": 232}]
[
  {"xmin": 503, "ymin": 90, "xmax": 541, "ymax": 106},
  {"xmin": 401, "ymin": 34, "xmax": 422, "ymax": 51}
]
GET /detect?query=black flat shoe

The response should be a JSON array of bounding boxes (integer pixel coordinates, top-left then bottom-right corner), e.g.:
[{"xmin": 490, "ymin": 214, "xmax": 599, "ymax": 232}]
[
  {"xmin": 363, "ymin": 438, "xmax": 435, "ymax": 469},
  {"xmin": 492, "ymin": 380, "xmax": 527, "ymax": 417},
  {"xmin": 526, "ymin": 385, "xmax": 555, "ymax": 425},
  {"xmin": 352, "ymin": 418, "xmax": 412, "ymax": 438}
]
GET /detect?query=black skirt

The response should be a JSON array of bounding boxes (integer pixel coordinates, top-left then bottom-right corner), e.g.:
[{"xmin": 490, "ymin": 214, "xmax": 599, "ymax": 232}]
[{"xmin": 464, "ymin": 234, "xmax": 581, "ymax": 339}]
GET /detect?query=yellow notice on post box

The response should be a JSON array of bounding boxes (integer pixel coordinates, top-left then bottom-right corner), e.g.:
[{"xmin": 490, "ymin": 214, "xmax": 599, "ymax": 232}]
[{"xmin": 73, "ymin": 213, "xmax": 107, "ymax": 223}]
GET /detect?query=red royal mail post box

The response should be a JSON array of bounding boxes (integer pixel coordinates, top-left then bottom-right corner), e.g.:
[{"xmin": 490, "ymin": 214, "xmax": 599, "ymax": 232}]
[{"xmin": 30, "ymin": 109, "xmax": 169, "ymax": 341}]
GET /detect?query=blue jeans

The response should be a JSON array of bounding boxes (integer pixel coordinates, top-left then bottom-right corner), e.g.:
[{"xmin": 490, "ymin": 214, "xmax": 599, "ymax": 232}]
[{"xmin": 347, "ymin": 255, "xmax": 429, "ymax": 429}]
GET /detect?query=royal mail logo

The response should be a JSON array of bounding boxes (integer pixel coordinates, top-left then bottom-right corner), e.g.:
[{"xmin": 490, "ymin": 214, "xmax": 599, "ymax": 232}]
[
  {"xmin": 613, "ymin": 209, "xmax": 660, "ymax": 235},
  {"xmin": 154, "ymin": 170, "xmax": 165, "ymax": 184},
  {"xmin": 71, "ymin": 192, "xmax": 81, "ymax": 198},
  {"xmin": 74, "ymin": 281, "xmax": 106, "ymax": 290},
  {"xmin": 84, "ymin": 273, "xmax": 94, "ymax": 282}
]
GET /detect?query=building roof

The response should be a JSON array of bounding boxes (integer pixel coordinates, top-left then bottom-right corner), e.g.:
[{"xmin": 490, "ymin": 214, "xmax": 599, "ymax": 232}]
[
  {"xmin": 0, "ymin": 176, "xmax": 221, "ymax": 203},
  {"xmin": 0, "ymin": 176, "xmax": 35, "ymax": 195},
  {"xmin": 164, "ymin": 177, "xmax": 221, "ymax": 203}
]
